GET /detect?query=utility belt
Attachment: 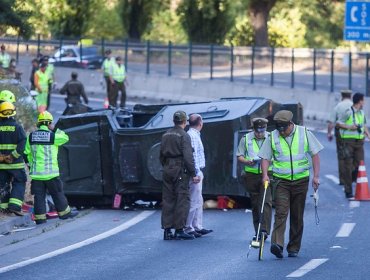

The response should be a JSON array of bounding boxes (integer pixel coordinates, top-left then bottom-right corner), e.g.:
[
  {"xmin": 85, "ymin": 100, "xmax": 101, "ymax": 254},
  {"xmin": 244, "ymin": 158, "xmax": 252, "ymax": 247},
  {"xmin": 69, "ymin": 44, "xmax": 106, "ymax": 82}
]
[{"xmin": 341, "ymin": 138, "xmax": 364, "ymax": 143}]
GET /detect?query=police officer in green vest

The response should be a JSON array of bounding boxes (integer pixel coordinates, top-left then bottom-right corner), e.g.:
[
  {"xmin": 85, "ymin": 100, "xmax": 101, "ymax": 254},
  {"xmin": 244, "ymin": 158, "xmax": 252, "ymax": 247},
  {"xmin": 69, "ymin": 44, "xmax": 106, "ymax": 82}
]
[
  {"xmin": 34, "ymin": 62, "xmax": 49, "ymax": 113},
  {"xmin": 109, "ymin": 56, "xmax": 127, "ymax": 108},
  {"xmin": 0, "ymin": 45, "xmax": 11, "ymax": 69},
  {"xmin": 102, "ymin": 49, "xmax": 114, "ymax": 97},
  {"xmin": 237, "ymin": 117, "xmax": 272, "ymax": 241},
  {"xmin": 41, "ymin": 56, "xmax": 55, "ymax": 110},
  {"xmin": 336, "ymin": 93, "xmax": 370, "ymax": 199},
  {"xmin": 24, "ymin": 111, "xmax": 78, "ymax": 224},
  {"xmin": 0, "ymin": 101, "xmax": 27, "ymax": 216},
  {"xmin": 259, "ymin": 110, "xmax": 323, "ymax": 258}
]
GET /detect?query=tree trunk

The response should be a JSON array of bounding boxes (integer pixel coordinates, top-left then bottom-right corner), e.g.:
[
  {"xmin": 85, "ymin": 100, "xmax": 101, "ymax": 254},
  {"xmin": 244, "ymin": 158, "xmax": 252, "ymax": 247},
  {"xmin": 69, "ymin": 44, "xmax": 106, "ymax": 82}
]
[{"xmin": 249, "ymin": 0, "xmax": 277, "ymax": 47}]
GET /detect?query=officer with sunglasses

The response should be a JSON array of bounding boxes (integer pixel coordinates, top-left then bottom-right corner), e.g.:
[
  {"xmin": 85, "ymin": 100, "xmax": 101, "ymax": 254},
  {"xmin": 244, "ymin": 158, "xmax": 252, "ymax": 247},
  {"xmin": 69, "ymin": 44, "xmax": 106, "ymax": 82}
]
[{"xmin": 258, "ymin": 110, "xmax": 323, "ymax": 259}]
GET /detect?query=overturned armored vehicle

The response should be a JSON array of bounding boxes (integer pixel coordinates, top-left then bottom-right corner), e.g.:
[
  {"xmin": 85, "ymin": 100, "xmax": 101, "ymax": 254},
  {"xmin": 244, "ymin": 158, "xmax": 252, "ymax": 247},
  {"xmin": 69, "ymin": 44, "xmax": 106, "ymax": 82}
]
[{"xmin": 56, "ymin": 97, "xmax": 303, "ymax": 207}]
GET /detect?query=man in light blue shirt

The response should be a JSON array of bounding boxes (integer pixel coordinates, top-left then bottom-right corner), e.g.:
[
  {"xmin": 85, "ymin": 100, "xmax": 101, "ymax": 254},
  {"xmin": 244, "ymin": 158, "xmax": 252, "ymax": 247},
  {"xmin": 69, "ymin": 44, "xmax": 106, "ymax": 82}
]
[{"xmin": 185, "ymin": 114, "xmax": 213, "ymax": 237}]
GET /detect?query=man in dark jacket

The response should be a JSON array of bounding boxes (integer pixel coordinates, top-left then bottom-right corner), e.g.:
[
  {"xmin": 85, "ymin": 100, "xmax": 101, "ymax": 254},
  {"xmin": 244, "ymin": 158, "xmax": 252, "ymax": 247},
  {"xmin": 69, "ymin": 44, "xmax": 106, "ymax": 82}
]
[
  {"xmin": 160, "ymin": 110, "xmax": 199, "ymax": 240},
  {"xmin": 60, "ymin": 72, "xmax": 88, "ymax": 106}
]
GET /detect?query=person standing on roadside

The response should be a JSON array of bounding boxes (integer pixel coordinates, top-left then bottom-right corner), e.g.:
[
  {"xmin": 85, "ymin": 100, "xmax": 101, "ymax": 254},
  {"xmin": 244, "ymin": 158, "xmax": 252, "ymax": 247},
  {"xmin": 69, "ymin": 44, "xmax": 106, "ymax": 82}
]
[
  {"xmin": 327, "ymin": 89, "xmax": 352, "ymax": 186},
  {"xmin": 0, "ymin": 45, "xmax": 11, "ymax": 70},
  {"xmin": 237, "ymin": 118, "xmax": 272, "ymax": 241},
  {"xmin": 336, "ymin": 93, "xmax": 370, "ymax": 199},
  {"xmin": 102, "ymin": 49, "xmax": 114, "ymax": 99},
  {"xmin": 185, "ymin": 114, "xmax": 213, "ymax": 238},
  {"xmin": 60, "ymin": 72, "xmax": 89, "ymax": 106},
  {"xmin": 160, "ymin": 111, "xmax": 199, "ymax": 241},
  {"xmin": 30, "ymin": 58, "xmax": 39, "ymax": 91},
  {"xmin": 41, "ymin": 56, "xmax": 55, "ymax": 110},
  {"xmin": 109, "ymin": 56, "xmax": 127, "ymax": 108},
  {"xmin": 259, "ymin": 110, "xmax": 323, "ymax": 259},
  {"xmin": 24, "ymin": 111, "xmax": 79, "ymax": 224},
  {"xmin": 34, "ymin": 62, "xmax": 49, "ymax": 113}
]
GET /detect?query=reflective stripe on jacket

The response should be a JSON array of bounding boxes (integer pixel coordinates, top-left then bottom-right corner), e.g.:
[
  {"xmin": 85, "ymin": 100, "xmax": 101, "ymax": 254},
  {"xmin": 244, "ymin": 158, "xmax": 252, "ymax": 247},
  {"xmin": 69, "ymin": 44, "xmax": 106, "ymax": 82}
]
[
  {"xmin": 271, "ymin": 126, "xmax": 310, "ymax": 180},
  {"xmin": 24, "ymin": 125, "xmax": 69, "ymax": 180},
  {"xmin": 340, "ymin": 109, "xmax": 365, "ymax": 140}
]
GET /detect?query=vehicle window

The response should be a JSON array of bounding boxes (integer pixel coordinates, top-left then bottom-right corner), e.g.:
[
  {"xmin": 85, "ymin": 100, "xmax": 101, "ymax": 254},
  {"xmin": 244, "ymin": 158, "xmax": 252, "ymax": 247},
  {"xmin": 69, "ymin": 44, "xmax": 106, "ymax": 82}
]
[
  {"xmin": 77, "ymin": 47, "xmax": 98, "ymax": 56},
  {"xmin": 65, "ymin": 49, "xmax": 77, "ymax": 57}
]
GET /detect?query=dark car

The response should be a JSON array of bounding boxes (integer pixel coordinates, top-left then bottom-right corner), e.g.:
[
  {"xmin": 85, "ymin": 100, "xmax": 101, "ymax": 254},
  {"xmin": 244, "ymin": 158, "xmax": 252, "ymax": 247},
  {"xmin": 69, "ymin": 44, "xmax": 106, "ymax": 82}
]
[{"xmin": 49, "ymin": 45, "xmax": 103, "ymax": 69}]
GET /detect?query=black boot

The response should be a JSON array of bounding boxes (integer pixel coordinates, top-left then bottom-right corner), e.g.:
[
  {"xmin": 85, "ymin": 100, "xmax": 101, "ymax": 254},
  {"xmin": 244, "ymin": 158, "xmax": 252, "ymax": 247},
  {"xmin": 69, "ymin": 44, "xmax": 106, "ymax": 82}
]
[
  {"xmin": 174, "ymin": 229, "xmax": 195, "ymax": 240},
  {"xmin": 163, "ymin": 229, "xmax": 174, "ymax": 240}
]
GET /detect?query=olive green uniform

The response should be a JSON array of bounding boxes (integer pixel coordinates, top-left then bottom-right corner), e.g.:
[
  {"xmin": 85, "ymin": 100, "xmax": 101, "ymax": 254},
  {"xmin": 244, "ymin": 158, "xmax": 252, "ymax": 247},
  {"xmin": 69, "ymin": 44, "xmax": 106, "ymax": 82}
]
[
  {"xmin": 237, "ymin": 132, "xmax": 272, "ymax": 235},
  {"xmin": 258, "ymin": 125, "xmax": 323, "ymax": 253},
  {"xmin": 160, "ymin": 125, "xmax": 196, "ymax": 230},
  {"xmin": 329, "ymin": 98, "xmax": 352, "ymax": 184}
]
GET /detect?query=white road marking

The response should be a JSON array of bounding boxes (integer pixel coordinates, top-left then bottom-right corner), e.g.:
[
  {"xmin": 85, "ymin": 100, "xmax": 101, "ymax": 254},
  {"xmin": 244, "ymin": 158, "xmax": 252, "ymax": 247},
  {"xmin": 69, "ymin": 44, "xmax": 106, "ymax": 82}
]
[
  {"xmin": 325, "ymin": 174, "xmax": 339, "ymax": 185},
  {"xmin": 286, "ymin": 258, "xmax": 328, "ymax": 278},
  {"xmin": 336, "ymin": 223, "xmax": 356, "ymax": 237},
  {"xmin": 349, "ymin": 201, "xmax": 360, "ymax": 208},
  {"xmin": 0, "ymin": 211, "xmax": 155, "ymax": 274}
]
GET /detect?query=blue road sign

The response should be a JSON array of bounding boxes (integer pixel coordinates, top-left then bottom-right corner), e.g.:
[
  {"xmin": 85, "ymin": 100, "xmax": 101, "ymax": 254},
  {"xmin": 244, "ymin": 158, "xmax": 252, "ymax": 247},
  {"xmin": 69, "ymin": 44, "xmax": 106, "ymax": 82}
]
[{"xmin": 344, "ymin": 1, "xmax": 370, "ymax": 41}]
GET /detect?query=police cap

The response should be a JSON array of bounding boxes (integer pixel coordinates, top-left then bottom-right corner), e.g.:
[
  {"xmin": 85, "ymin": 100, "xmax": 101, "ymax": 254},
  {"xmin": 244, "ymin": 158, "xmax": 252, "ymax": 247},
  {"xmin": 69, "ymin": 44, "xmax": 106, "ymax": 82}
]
[
  {"xmin": 252, "ymin": 117, "xmax": 268, "ymax": 132},
  {"xmin": 341, "ymin": 89, "xmax": 352, "ymax": 98},
  {"xmin": 173, "ymin": 110, "xmax": 187, "ymax": 123},
  {"xmin": 273, "ymin": 110, "xmax": 293, "ymax": 123}
]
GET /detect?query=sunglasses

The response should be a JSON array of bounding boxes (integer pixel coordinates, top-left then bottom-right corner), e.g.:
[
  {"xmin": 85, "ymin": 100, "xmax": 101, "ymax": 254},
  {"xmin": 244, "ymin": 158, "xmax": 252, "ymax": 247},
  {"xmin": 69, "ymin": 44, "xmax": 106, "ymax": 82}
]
[{"xmin": 275, "ymin": 122, "xmax": 290, "ymax": 131}]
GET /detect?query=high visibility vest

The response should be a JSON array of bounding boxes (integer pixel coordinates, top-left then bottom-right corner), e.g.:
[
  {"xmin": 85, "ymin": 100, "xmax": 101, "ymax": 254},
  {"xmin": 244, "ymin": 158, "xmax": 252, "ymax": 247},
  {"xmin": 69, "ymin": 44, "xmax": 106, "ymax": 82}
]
[
  {"xmin": 35, "ymin": 70, "xmax": 49, "ymax": 94},
  {"xmin": 271, "ymin": 126, "xmax": 310, "ymax": 181},
  {"xmin": 24, "ymin": 126, "xmax": 69, "ymax": 180},
  {"xmin": 0, "ymin": 53, "xmax": 11, "ymax": 68},
  {"xmin": 111, "ymin": 64, "xmax": 126, "ymax": 82},
  {"xmin": 340, "ymin": 108, "xmax": 365, "ymax": 140},
  {"xmin": 45, "ymin": 64, "xmax": 54, "ymax": 83},
  {"xmin": 102, "ymin": 58, "xmax": 114, "ymax": 76},
  {"xmin": 244, "ymin": 132, "xmax": 271, "ymax": 174}
]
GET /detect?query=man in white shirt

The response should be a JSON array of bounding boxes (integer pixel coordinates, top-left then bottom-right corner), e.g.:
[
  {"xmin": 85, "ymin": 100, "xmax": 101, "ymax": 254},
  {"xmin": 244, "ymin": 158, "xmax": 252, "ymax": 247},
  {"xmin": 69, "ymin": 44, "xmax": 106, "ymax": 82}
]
[{"xmin": 185, "ymin": 114, "xmax": 213, "ymax": 237}]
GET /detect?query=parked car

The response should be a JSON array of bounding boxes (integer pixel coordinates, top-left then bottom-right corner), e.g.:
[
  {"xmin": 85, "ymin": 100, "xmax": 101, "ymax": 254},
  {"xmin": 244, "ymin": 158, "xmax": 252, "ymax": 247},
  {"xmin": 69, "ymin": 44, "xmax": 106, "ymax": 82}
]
[{"xmin": 49, "ymin": 45, "xmax": 103, "ymax": 69}]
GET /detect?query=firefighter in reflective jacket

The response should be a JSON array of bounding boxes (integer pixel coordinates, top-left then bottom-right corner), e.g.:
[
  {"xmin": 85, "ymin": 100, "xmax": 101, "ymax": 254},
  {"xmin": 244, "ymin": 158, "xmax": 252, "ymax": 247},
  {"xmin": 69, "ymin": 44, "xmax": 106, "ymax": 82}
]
[
  {"xmin": 237, "ymin": 118, "xmax": 272, "ymax": 241},
  {"xmin": 0, "ymin": 101, "xmax": 27, "ymax": 215},
  {"xmin": 24, "ymin": 111, "xmax": 78, "ymax": 224}
]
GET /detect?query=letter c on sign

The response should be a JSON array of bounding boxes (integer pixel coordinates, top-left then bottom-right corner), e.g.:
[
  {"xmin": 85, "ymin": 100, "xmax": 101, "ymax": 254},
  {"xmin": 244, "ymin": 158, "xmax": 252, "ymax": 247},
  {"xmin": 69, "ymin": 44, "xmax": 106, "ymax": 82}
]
[{"xmin": 351, "ymin": 6, "xmax": 359, "ymax": 23}]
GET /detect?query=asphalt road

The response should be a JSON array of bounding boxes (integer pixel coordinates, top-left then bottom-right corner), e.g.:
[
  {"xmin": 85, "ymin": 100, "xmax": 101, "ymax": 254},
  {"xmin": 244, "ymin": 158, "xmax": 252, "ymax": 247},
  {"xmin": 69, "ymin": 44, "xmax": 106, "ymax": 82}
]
[{"xmin": 1, "ymin": 132, "xmax": 369, "ymax": 279}]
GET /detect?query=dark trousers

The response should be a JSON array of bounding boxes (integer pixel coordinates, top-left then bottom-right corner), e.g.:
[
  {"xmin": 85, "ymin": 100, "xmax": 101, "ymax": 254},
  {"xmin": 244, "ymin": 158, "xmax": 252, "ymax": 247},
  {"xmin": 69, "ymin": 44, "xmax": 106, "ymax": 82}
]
[
  {"xmin": 243, "ymin": 172, "xmax": 272, "ymax": 235},
  {"xmin": 271, "ymin": 177, "xmax": 309, "ymax": 253},
  {"xmin": 161, "ymin": 165, "xmax": 190, "ymax": 230},
  {"xmin": 0, "ymin": 169, "xmax": 26, "ymax": 211},
  {"xmin": 46, "ymin": 83, "xmax": 52, "ymax": 110},
  {"xmin": 342, "ymin": 139, "xmax": 364, "ymax": 195},
  {"xmin": 104, "ymin": 76, "xmax": 111, "ymax": 96},
  {"xmin": 109, "ymin": 81, "xmax": 126, "ymax": 108},
  {"xmin": 335, "ymin": 128, "xmax": 346, "ymax": 185},
  {"xmin": 31, "ymin": 177, "xmax": 70, "ymax": 221}
]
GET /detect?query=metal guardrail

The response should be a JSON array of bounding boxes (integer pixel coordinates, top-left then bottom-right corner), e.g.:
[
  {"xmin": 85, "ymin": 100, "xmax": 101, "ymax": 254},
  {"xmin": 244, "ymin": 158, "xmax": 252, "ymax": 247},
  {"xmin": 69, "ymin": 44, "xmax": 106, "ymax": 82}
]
[{"xmin": 0, "ymin": 36, "xmax": 369, "ymax": 95}]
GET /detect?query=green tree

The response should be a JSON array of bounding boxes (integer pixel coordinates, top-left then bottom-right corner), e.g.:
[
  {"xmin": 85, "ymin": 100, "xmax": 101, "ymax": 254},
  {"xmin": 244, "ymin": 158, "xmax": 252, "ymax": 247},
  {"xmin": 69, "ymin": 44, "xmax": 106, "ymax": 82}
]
[
  {"xmin": 119, "ymin": 0, "xmax": 168, "ymax": 40},
  {"xmin": 177, "ymin": 0, "xmax": 237, "ymax": 44},
  {"xmin": 0, "ymin": 0, "xmax": 32, "ymax": 38},
  {"xmin": 142, "ymin": 9, "xmax": 187, "ymax": 44}
]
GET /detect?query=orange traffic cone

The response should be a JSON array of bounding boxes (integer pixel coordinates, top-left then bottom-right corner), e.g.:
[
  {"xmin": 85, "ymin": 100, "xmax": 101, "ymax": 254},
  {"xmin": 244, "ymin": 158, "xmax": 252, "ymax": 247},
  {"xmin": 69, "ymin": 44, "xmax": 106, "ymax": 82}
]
[
  {"xmin": 354, "ymin": 160, "xmax": 370, "ymax": 201},
  {"xmin": 103, "ymin": 98, "xmax": 109, "ymax": 109}
]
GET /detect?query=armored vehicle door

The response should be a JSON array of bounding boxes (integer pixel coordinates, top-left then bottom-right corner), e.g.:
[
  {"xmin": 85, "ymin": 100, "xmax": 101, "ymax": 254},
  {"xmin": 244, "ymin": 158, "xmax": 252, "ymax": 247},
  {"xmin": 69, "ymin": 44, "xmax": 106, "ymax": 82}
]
[{"xmin": 59, "ymin": 123, "xmax": 103, "ymax": 195}]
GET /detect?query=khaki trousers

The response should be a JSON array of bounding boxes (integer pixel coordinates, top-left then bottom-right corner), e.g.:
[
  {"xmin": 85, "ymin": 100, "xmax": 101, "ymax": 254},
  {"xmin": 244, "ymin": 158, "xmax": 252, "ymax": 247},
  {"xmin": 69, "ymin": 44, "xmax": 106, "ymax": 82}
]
[{"xmin": 271, "ymin": 177, "xmax": 309, "ymax": 253}]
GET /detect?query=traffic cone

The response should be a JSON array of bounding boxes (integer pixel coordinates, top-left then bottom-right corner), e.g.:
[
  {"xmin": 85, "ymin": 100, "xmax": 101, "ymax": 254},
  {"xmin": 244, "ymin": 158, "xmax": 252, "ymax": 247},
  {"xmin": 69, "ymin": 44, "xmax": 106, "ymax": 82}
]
[
  {"xmin": 354, "ymin": 160, "xmax": 370, "ymax": 201},
  {"xmin": 103, "ymin": 98, "xmax": 109, "ymax": 109}
]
